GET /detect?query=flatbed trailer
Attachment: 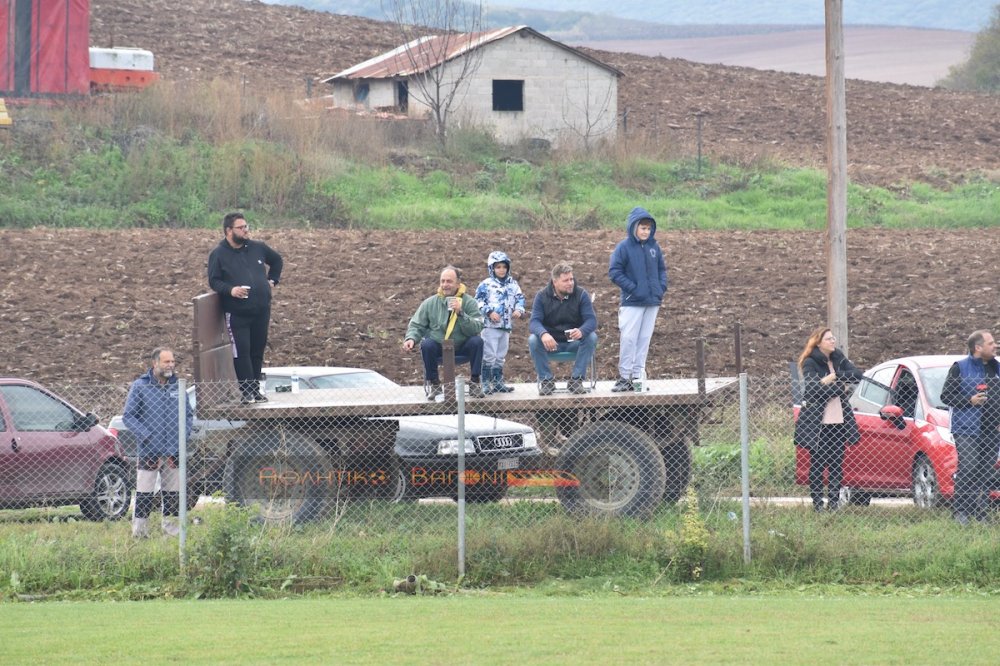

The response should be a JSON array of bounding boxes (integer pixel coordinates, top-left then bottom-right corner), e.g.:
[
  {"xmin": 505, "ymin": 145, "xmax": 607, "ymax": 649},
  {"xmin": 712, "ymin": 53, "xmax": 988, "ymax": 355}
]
[{"xmin": 193, "ymin": 293, "xmax": 739, "ymax": 521}]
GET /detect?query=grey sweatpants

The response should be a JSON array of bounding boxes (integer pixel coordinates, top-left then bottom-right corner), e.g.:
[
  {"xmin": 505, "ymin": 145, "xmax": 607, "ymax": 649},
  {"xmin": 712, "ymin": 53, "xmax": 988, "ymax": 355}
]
[
  {"xmin": 482, "ymin": 327, "xmax": 512, "ymax": 367},
  {"xmin": 617, "ymin": 305, "xmax": 659, "ymax": 379}
]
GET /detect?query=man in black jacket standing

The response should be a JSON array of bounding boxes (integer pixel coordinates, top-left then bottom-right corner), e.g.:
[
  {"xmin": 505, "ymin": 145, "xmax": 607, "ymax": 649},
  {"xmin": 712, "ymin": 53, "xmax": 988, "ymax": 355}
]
[{"xmin": 208, "ymin": 212, "xmax": 283, "ymax": 404}]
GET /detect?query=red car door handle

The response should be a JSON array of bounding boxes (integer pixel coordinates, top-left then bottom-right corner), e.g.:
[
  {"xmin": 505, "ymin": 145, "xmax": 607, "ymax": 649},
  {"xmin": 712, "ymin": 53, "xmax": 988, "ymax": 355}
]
[{"xmin": 10, "ymin": 438, "xmax": 18, "ymax": 453}]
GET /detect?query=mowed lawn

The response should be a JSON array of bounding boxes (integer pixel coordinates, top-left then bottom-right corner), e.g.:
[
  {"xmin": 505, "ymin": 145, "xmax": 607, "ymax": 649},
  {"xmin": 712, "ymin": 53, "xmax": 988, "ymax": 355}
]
[{"xmin": 3, "ymin": 594, "xmax": 1000, "ymax": 664}]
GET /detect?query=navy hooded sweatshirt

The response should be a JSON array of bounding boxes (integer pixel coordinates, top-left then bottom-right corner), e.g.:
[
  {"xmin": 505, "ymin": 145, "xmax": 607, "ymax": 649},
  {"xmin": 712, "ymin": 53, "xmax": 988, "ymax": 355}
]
[{"xmin": 608, "ymin": 206, "xmax": 667, "ymax": 307}]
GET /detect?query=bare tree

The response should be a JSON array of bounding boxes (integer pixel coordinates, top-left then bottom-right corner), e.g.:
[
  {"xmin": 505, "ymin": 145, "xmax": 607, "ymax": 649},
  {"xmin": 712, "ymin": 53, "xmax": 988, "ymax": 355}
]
[
  {"xmin": 561, "ymin": 72, "xmax": 617, "ymax": 152},
  {"xmin": 381, "ymin": 0, "xmax": 486, "ymax": 146}
]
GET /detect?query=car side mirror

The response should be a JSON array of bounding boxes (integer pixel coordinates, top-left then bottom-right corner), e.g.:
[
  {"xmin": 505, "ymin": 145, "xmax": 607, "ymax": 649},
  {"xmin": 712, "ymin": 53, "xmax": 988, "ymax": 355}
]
[
  {"xmin": 74, "ymin": 412, "xmax": 99, "ymax": 432},
  {"xmin": 879, "ymin": 404, "xmax": 905, "ymax": 429}
]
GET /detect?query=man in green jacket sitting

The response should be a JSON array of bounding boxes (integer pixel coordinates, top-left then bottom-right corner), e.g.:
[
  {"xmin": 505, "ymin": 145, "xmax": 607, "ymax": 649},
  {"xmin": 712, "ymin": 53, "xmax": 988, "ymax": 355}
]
[{"xmin": 403, "ymin": 265, "xmax": 486, "ymax": 400}]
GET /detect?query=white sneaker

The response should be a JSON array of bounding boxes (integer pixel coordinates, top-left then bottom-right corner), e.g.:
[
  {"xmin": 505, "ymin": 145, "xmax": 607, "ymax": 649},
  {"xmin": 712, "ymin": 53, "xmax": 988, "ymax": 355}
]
[
  {"xmin": 131, "ymin": 517, "xmax": 149, "ymax": 539},
  {"xmin": 161, "ymin": 517, "xmax": 180, "ymax": 537}
]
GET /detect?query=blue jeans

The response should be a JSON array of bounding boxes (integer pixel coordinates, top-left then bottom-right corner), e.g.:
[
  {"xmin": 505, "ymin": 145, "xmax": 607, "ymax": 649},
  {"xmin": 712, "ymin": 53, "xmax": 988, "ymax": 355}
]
[
  {"xmin": 528, "ymin": 332, "xmax": 598, "ymax": 380},
  {"xmin": 420, "ymin": 336, "xmax": 483, "ymax": 382}
]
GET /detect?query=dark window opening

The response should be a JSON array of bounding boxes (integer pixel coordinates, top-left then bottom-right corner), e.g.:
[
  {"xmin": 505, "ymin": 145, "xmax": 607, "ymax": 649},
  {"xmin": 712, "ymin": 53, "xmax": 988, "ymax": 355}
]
[
  {"xmin": 492, "ymin": 80, "xmax": 523, "ymax": 112},
  {"xmin": 354, "ymin": 82, "xmax": 370, "ymax": 104},
  {"xmin": 396, "ymin": 81, "xmax": 408, "ymax": 112}
]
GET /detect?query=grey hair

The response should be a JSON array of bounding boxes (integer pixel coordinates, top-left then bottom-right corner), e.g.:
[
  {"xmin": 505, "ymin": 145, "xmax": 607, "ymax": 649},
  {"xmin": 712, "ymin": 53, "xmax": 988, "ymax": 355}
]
[
  {"xmin": 550, "ymin": 262, "xmax": 574, "ymax": 281},
  {"xmin": 150, "ymin": 347, "xmax": 173, "ymax": 363},
  {"xmin": 968, "ymin": 330, "xmax": 991, "ymax": 355}
]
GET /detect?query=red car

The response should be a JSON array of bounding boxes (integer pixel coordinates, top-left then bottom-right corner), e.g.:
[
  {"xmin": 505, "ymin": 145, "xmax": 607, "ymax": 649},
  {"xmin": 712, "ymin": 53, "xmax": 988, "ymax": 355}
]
[
  {"xmin": 794, "ymin": 355, "xmax": 980, "ymax": 508},
  {"xmin": 0, "ymin": 378, "xmax": 131, "ymax": 519}
]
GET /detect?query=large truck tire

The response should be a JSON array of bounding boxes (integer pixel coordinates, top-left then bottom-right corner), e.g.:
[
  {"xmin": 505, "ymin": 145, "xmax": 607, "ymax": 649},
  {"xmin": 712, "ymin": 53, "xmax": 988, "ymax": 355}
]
[
  {"xmin": 223, "ymin": 425, "xmax": 336, "ymax": 524},
  {"xmin": 555, "ymin": 421, "xmax": 666, "ymax": 520}
]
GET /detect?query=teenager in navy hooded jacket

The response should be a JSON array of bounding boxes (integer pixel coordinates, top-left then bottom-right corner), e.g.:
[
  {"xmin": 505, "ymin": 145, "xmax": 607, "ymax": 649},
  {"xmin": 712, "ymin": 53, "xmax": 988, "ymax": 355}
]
[{"xmin": 608, "ymin": 206, "xmax": 667, "ymax": 392}]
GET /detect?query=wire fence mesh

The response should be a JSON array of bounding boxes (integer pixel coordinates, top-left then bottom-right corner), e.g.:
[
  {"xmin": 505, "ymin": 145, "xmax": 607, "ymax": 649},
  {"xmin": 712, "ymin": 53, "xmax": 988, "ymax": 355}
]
[{"xmin": 3, "ymin": 366, "xmax": 999, "ymax": 577}]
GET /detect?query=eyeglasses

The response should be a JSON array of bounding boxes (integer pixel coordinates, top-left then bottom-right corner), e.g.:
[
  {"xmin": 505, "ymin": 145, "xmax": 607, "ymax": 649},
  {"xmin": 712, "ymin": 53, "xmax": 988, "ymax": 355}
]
[{"xmin": 233, "ymin": 225, "xmax": 249, "ymax": 231}]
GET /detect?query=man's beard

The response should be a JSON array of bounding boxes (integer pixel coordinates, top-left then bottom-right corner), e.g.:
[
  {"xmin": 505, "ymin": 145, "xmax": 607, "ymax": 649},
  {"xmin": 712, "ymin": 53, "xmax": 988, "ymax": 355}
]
[{"xmin": 159, "ymin": 369, "xmax": 174, "ymax": 379}]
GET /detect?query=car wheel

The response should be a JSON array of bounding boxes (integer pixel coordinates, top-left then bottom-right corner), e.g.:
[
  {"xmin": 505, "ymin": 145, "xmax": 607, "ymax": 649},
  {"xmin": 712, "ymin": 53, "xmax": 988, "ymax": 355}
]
[
  {"xmin": 80, "ymin": 463, "xmax": 131, "ymax": 521},
  {"xmin": 839, "ymin": 486, "xmax": 872, "ymax": 507},
  {"xmin": 911, "ymin": 454, "xmax": 940, "ymax": 509},
  {"xmin": 556, "ymin": 421, "xmax": 666, "ymax": 519},
  {"xmin": 223, "ymin": 426, "xmax": 337, "ymax": 524}
]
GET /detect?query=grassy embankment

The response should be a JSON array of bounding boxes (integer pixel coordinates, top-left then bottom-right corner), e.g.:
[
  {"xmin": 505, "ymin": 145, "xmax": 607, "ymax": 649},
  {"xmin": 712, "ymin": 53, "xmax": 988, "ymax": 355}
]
[
  {"xmin": 3, "ymin": 489, "xmax": 1000, "ymax": 601},
  {"xmin": 1, "ymin": 80, "xmax": 997, "ymax": 230}
]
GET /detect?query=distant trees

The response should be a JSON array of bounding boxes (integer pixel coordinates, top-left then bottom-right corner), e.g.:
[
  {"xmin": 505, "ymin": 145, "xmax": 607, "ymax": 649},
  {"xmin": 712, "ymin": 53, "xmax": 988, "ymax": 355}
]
[{"xmin": 939, "ymin": 3, "xmax": 1000, "ymax": 93}]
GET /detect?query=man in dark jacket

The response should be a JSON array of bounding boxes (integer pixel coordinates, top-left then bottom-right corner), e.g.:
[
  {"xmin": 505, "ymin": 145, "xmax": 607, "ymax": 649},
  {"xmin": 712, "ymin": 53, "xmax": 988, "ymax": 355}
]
[
  {"xmin": 941, "ymin": 330, "xmax": 1000, "ymax": 525},
  {"xmin": 122, "ymin": 348, "xmax": 194, "ymax": 538},
  {"xmin": 608, "ymin": 206, "xmax": 667, "ymax": 392},
  {"xmin": 207, "ymin": 212, "xmax": 283, "ymax": 404},
  {"xmin": 528, "ymin": 262, "xmax": 598, "ymax": 395}
]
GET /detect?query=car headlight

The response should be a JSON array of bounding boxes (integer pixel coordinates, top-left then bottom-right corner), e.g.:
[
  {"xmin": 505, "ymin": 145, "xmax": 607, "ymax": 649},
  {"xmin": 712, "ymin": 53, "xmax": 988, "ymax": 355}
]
[
  {"xmin": 934, "ymin": 425, "xmax": 954, "ymax": 444},
  {"xmin": 521, "ymin": 432, "xmax": 539, "ymax": 450},
  {"xmin": 437, "ymin": 439, "xmax": 476, "ymax": 455}
]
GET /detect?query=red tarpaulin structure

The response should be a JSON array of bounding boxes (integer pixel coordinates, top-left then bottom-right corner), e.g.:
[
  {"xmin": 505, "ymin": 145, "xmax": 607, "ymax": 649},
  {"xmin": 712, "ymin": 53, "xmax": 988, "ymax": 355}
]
[{"xmin": 1, "ymin": 0, "xmax": 90, "ymax": 97}]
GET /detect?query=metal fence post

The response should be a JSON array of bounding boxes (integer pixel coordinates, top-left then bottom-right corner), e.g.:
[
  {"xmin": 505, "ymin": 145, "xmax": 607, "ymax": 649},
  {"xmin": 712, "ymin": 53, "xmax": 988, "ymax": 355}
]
[
  {"xmin": 178, "ymin": 379, "xmax": 188, "ymax": 573},
  {"xmin": 739, "ymin": 372, "xmax": 751, "ymax": 564},
  {"xmin": 456, "ymin": 376, "xmax": 466, "ymax": 578}
]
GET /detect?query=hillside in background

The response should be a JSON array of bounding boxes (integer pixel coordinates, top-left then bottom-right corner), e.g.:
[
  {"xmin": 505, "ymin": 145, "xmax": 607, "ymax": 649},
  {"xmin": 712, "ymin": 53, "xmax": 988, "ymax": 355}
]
[
  {"xmin": 575, "ymin": 27, "xmax": 976, "ymax": 87},
  {"xmin": 492, "ymin": 0, "xmax": 995, "ymax": 32},
  {"xmin": 89, "ymin": 0, "xmax": 1000, "ymax": 187},
  {"xmin": 263, "ymin": 0, "xmax": 996, "ymax": 35},
  {"xmin": 259, "ymin": 0, "xmax": 985, "ymax": 85},
  {"xmin": 3, "ymin": 0, "xmax": 999, "ymax": 385}
]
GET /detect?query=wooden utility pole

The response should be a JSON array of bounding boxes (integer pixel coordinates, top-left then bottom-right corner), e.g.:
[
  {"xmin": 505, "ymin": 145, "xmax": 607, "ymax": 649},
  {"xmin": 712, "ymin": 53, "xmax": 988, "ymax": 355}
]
[{"xmin": 825, "ymin": 0, "xmax": 849, "ymax": 355}]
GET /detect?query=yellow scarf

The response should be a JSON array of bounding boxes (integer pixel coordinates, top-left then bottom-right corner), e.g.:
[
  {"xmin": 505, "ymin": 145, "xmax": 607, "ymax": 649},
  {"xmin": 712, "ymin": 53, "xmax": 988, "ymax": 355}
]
[{"xmin": 437, "ymin": 283, "xmax": 467, "ymax": 340}]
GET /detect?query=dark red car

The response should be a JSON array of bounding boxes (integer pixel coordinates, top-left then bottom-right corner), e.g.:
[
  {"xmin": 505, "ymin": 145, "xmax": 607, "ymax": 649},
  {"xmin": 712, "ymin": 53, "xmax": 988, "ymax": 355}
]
[
  {"xmin": 0, "ymin": 378, "xmax": 131, "ymax": 519},
  {"xmin": 794, "ymin": 355, "xmax": 982, "ymax": 508}
]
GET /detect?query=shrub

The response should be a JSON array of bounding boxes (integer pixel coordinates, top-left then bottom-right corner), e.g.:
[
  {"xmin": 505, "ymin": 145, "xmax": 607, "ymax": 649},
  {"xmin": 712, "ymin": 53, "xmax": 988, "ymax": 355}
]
[{"xmin": 185, "ymin": 504, "xmax": 264, "ymax": 598}]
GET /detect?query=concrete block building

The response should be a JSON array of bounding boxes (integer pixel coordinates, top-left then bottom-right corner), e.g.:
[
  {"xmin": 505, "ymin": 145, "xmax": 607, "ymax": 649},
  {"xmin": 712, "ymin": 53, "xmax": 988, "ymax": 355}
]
[{"xmin": 322, "ymin": 26, "xmax": 622, "ymax": 147}]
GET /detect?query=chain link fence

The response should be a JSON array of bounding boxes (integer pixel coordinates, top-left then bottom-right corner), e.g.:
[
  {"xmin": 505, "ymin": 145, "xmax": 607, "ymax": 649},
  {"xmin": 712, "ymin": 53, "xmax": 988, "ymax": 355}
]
[{"xmin": 3, "ymin": 368, "xmax": 997, "ymax": 574}]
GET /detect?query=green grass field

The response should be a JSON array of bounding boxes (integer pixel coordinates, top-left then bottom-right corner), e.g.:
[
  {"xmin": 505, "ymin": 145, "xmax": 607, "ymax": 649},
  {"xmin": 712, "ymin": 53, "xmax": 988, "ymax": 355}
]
[{"xmin": 4, "ymin": 594, "xmax": 1000, "ymax": 664}]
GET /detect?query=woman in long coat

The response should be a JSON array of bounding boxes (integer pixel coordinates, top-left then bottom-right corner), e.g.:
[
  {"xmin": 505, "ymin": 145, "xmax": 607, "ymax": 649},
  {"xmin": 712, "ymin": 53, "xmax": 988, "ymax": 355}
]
[{"xmin": 794, "ymin": 327, "xmax": 864, "ymax": 512}]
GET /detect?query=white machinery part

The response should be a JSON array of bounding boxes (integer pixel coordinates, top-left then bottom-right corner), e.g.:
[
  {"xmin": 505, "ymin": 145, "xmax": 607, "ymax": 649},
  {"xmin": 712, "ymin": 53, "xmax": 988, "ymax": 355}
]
[{"xmin": 89, "ymin": 47, "xmax": 155, "ymax": 72}]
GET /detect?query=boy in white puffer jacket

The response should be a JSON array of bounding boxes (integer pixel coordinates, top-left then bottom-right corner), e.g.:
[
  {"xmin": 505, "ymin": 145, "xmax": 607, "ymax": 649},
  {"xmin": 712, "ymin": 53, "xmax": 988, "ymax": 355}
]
[{"xmin": 475, "ymin": 251, "xmax": 526, "ymax": 393}]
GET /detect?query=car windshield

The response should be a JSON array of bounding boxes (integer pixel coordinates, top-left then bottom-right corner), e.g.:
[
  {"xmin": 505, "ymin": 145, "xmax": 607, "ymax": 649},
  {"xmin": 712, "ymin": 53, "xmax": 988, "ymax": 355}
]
[
  {"xmin": 918, "ymin": 367, "xmax": 950, "ymax": 409},
  {"xmin": 309, "ymin": 372, "xmax": 400, "ymax": 390}
]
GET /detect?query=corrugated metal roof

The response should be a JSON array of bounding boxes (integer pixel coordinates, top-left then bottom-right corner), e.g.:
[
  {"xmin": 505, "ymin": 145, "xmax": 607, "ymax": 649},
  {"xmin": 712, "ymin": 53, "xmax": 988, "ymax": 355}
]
[{"xmin": 323, "ymin": 26, "xmax": 621, "ymax": 83}]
